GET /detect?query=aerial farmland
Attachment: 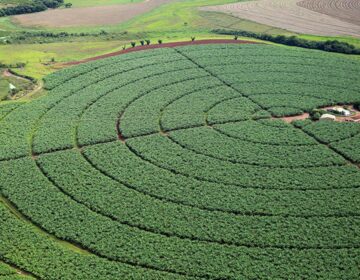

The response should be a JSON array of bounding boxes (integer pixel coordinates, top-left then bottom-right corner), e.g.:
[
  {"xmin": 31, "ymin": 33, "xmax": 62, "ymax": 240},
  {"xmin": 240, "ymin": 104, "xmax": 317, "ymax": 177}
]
[{"xmin": 0, "ymin": 0, "xmax": 359, "ymax": 279}]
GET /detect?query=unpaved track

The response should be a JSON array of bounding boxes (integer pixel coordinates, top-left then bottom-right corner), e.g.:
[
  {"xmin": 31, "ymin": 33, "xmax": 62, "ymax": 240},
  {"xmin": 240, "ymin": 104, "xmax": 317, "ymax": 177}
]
[
  {"xmin": 298, "ymin": 0, "xmax": 360, "ymax": 26},
  {"xmin": 202, "ymin": 0, "xmax": 360, "ymax": 37},
  {"xmin": 13, "ymin": 0, "xmax": 173, "ymax": 28},
  {"xmin": 2, "ymin": 69, "xmax": 43, "ymax": 99}
]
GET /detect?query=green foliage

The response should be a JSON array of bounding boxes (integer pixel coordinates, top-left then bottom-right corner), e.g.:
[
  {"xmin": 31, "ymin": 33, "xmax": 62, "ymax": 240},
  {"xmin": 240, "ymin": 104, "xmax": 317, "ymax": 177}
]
[
  {"xmin": 213, "ymin": 29, "xmax": 360, "ymax": 55},
  {"xmin": 1, "ymin": 44, "xmax": 360, "ymax": 279},
  {"xmin": 354, "ymin": 102, "xmax": 360, "ymax": 111},
  {"xmin": 0, "ymin": 0, "xmax": 63, "ymax": 17},
  {"xmin": 302, "ymin": 121, "xmax": 360, "ymax": 163}
]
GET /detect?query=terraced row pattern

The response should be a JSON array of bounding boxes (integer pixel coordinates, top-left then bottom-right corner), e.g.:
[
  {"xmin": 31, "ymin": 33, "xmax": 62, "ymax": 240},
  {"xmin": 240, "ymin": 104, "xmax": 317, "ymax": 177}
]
[
  {"xmin": 0, "ymin": 44, "xmax": 360, "ymax": 279},
  {"xmin": 297, "ymin": 0, "xmax": 360, "ymax": 26}
]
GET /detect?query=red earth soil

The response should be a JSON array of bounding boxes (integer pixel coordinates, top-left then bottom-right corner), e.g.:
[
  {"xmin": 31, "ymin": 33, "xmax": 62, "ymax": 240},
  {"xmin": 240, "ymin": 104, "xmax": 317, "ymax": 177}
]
[
  {"xmin": 63, "ymin": 39, "xmax": 260, "ymax": 66},
  {"xmin": 276, "ymin": 113, "xmax": 310, "ymax": 123}
]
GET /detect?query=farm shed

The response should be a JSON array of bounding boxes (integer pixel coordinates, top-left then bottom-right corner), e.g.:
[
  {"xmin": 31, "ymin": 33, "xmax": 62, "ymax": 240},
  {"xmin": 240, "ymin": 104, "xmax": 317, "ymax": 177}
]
[{"xmin": 320, "ymin": 114, "xmax": 336, "ymax": 121}]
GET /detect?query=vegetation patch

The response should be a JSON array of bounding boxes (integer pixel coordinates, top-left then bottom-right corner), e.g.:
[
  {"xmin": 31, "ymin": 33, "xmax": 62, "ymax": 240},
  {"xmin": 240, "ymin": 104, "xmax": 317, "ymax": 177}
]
[
  {"xmin": 0, "ymin": 0, "xmax": 64, "ymax": 17},
  {"xmin": 1, "ymin": 44, "xmax": 360, "ymax": 279},
  {"xmin": 213, "ymin": 29, "xmax": 360, "ymax": 54}
]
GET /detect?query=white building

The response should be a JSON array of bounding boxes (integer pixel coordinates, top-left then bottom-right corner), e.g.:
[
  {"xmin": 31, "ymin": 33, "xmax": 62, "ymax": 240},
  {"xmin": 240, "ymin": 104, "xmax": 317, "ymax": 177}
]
[
  {"xmin": 331, "ymin": 107, "xmax": 351, "ymax": 116},
  {"xmin": 9, "ymin": 83, "xmax": 16, "ymax": 91},
  {"xmin": 320, "ymin": 114, "xmax": 336, "ymax": 121}
]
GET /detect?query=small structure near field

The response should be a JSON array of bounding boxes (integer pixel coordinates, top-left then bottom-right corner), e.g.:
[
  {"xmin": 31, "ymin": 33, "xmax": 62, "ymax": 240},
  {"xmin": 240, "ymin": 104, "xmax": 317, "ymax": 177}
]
[
  {"xmin": 320, "ymin": 114, "xmax": 336, "ymax": 121},
  {"xmin": 9, "ymin": 83, "xmax": 16, "ymax": 90},
  {"xmin": 9, "ymin": 83, "xmax": 17, "ymax": 96},
  {"xmin": 328, "ymin": 107, "xmax": 351, "ymax": 116}
]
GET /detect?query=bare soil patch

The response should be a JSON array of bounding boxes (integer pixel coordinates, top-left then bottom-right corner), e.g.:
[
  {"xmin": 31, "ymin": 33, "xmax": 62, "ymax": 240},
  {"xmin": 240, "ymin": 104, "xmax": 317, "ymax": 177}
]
[
  {"xmin": 276, "ymin": 113, "xmax": 310, "ymax": 123},
  {"xmin": 201, "ymin": 0, "xmax": 360, "ymax": 37},
  {"xmin": 12, "ymin": 0, "xmax": 172, "ymax": 28},
  {"xmin": 276, "ymin": 105, "xmax": 360, "ymax": 124},
  {"xmin": 63, "ymin": 39, "xmax": 259, "ymax": 66}
]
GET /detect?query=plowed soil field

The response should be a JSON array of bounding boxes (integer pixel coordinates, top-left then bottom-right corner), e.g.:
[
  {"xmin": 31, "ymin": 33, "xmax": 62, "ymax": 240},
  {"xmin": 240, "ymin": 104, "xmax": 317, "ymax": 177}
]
[
  {"xmin": 202, "ymin": 0, "xmax": 360, "ymax": 37},
  {"xmin": 12, "ymin": 0, "xmax": 172, "ymax": 28}
]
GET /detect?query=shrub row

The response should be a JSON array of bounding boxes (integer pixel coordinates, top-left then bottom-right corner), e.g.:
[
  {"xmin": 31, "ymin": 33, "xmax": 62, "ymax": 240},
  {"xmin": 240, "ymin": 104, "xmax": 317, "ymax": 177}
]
[
  {"xmin": 212, "ymin": 29, "xmax": 360, "ymax": 55},
  {"xmin": 0, "ymin": 0, "xmax": 63, "ymax": 17}
]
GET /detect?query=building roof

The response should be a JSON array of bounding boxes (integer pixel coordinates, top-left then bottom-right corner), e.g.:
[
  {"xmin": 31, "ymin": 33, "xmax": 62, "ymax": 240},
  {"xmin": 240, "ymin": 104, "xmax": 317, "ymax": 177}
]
[{"xmin": 320, "ymin": 114, "xmax": 336, "ymax": 120}]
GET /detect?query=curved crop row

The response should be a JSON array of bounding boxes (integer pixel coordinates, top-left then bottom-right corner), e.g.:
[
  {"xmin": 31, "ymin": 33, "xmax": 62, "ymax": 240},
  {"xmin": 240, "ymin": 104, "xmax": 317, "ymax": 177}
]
[{"xmin": 1, "ymin": 44, "xmax": 359, "ymax": 279}]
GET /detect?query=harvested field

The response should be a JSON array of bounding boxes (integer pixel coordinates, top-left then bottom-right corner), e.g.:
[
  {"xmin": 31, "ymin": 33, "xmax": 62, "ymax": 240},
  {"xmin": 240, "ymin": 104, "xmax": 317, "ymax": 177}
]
[
  {"xmin": 298, "ymin": 0, "xmax": 360, "ymax": 26},
  {"xmin": 12, "ymin": 0, "xmax": 173, "ymax": 28},
  {"xmin": 202, "ymin": 0, "xmax": 360, "ymax": 37}
]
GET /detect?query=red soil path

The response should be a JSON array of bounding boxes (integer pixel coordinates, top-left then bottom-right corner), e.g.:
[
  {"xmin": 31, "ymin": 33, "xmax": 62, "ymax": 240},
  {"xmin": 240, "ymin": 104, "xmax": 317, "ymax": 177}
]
[{"xmin": 63, "ymin": 39, "xmax": 259, "ymax": 66}]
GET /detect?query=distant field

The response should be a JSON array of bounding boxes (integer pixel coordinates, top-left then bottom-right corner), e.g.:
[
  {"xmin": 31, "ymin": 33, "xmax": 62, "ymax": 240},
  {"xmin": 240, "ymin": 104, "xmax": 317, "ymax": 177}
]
[
  {"xmin": 1, "ymin": 0, "xmax": 360, "ymax": 82},
  {"xmin": 12, "ymin": 0, "xmax": 173, "ymax": 27},
  {"xmin": 298, "ymin": 0, "xmax": 360, "ymax": 26},
  {"xmin": 1, "ymin": 43, "xmax": 360, "ymax": 279},
  {"xmin": 0, "ymin": 0, "xmax": 29, "ymax": 8},
  {"xmin": 202, "ymin": 0, "xmax": 360, "ymax": 37},
  {"xmin": 69, "ymin": 0, "xmax": 143, "ymax": 7}
]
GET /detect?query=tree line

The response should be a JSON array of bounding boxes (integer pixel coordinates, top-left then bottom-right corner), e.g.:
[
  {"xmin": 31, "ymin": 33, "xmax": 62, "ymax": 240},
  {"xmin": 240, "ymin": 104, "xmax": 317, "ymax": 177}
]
[
  {"xmin": 0, "ymin": 0, "xmax": 64, "ymax": 17},
  {"xmin": 213, "ymin": 29, "xmax": 360, "ymax": 55}
]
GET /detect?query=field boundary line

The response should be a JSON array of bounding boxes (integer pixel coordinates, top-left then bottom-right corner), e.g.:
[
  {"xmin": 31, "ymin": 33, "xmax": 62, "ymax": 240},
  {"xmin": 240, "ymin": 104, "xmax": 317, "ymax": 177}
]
[
  {"xmin": 63, "ymin": 40, "xmax": 260, "ymax": 66},
  {"xmin": 295, "ymin": 124, "xmax": 360, "ymax": 170}
]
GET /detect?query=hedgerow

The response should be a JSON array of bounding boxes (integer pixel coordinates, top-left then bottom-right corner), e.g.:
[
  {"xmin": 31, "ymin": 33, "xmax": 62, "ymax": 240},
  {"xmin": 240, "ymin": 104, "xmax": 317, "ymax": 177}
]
[
  {"xmin": 0, "ymin": 0, "xmax": 63, "ymax": 17},
  {"xmin": 212, "ymin": 29, "xmax": 360, "ymax": 55},
  {"xmin": 1, "ymin": 44, "xmax": 360, "ymax": 279}
]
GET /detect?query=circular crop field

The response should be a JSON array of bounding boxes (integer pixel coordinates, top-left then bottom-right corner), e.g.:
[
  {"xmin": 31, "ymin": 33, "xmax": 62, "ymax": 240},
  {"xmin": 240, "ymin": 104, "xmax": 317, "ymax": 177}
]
[{"xmin": 1, "ymin": 44, "xmax": 360, "ymax": 279}]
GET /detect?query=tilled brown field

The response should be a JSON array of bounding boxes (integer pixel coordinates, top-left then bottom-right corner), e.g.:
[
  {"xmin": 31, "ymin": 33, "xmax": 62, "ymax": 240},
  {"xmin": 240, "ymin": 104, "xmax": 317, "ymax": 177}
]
[
  {"xmin": 12, "ymin": 0, "xmax": 172, "ymax": 28},
  {"xmin": 297, "ymin": 0, "xmax": 360, "ymax": 26},
  {"xmin": 202, "ymin": 0, "xmax": 360, "ymax": 37}
]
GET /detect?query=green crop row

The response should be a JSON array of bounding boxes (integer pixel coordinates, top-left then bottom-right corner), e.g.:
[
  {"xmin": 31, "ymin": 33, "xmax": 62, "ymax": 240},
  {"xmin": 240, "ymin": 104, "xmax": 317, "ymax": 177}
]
[
  {"xmin": 0, "ymin": 103, "xmax": 22, "ymax": 121},
  {"xmin": 302, "ymin": 121, "xmax": 360, "ymax": 144},
  {"xmin": 1, "ymin": 159, "xmax": 360, "ymax": 279},
  {"xmin": 82, "ymin": 141, "xmax": 360, "ymax": 216},
  {"xmin": 126, "ymin": 134, "xmax": 359, "ymax": 190},
  {"xmin": 33, "ymin": 60, "xmax": 198, "ymax": 154},
  {"xmin": 300, "ymin": 121, "xmax": 360, "ymax": 163},
  {"xmin": 120, "ymin": 79, "xmax": 224, "ymax": 138},
  {"xmin": 0, "ymin": 261, "xmax": 33, "ymax": 279},
  {"xmin": 176, "ymin": 44, "xmax": 360, "ymax": 71},
  {"xmin": 1, "ymin": 44, "xmax": 360, "ymax": 278},
  {"xmin": 35, "ymin": 149, "xmax": 360, "ymax": 248},
  {"xmin": 44, "ymin": 48, "xmax": 178, "ymax": 90},
  {"xmin": 213, "ymin": 119, "xmax": 316, "ymax": 146},
  {"xmin": 168, "ymin": 126, "xmax": 345, "ymax": 167},
  {"xmin": 0, "ymin": 202, "xmax": 194, "ymax": 280}
]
